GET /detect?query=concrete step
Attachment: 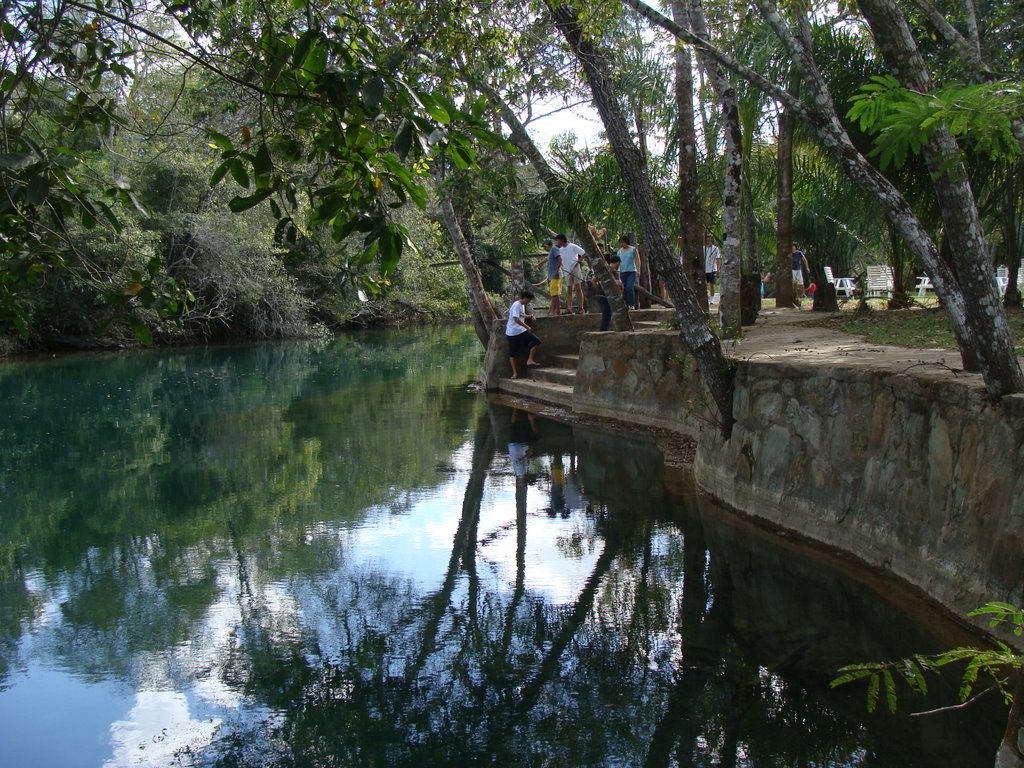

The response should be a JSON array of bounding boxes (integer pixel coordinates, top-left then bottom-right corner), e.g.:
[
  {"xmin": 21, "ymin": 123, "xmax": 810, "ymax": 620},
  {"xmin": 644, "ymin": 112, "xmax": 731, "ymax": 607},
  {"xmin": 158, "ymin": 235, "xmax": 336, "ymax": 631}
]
[
  {"xmin": 499, "ymin": 377, "xmax": 574, "ymax": 408},
  {"xmin": 634, "ymin": 320, "xmax": 668, "ymax": 329},
  {"xmin": 530, "ymin": 366, "xmax": 576, "ymax": 387},
  {"xmin": 552, "ymin": 353, "xmax": 580, "ymax": 370}
]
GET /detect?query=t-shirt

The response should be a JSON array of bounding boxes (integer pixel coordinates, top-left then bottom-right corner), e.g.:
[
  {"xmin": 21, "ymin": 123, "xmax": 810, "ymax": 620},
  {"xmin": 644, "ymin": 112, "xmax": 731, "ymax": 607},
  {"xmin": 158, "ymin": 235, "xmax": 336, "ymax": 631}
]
[
  {"xmin": 559, "ymin": 243, "xmax": 586, "ymax": 279},
  {"xmin": 704, "ymin": 244, "xmax": 720, "ymax": 273},
  {"xmin": 505, "ymin": 299, "xmax": 528, "ymax": 336},
  {"xmin": 546, "ymin": 245, "xmax": 561, "ymax": 280},
  {"xmin": 618, "ymin": 246, "xmax": 637, "ymax": 273},
  {"xmin": 792, "ymin": 249, "xmax": 805, "ymax": 271}
]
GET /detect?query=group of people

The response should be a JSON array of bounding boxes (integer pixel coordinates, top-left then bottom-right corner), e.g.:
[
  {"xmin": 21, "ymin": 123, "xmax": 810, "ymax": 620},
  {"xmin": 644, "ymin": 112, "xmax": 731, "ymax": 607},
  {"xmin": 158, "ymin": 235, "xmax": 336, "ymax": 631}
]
[
  {"xmin": 507, "ymin": 231, "xmax": 641, "ymax": 378},
  {"xmin": 508, "ymin": 232, "xmax": 817, "ymax": 377},
  {"xmin": 702, "ymin": 238, "xmax": 814, "ymax": 303},
  {"xmin": 538, "ymin": 232, "xmax": 642, "ymax": 319}
]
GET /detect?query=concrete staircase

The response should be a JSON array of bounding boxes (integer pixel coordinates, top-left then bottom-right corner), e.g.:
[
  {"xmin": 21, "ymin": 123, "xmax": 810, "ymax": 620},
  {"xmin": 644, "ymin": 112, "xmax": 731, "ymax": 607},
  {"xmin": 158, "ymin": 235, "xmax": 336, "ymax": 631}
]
[
  {"xmin": 499, "ymin": 352, "xmax": 579, "ymax": 408},
  {"xmin": 496, "ymin": 308, "xmax": 675, "ymax": 409}
]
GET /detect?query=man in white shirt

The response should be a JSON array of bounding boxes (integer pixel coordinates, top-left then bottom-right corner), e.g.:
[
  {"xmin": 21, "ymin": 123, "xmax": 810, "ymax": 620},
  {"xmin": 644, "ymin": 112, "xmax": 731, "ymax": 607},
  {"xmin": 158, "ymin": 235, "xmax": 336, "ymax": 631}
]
[
  {"xmin": 556, "ymin": 234, "xmax": 587, "ymax": 314},
  {"xmin": 704, "ymin": 235, "xmax": 721, "ymax": 303},
  {"xmin": 505, "ymin": 290, "xmax": 542, "ymax": 378}
]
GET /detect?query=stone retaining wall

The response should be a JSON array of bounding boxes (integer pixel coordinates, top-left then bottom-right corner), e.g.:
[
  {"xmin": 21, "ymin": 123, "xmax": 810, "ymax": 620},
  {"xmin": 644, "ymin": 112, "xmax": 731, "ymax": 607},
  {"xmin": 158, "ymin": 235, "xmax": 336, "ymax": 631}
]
[{"xmin": 574, "ymin": 328, "xmax": 1024, "ymax": 632}]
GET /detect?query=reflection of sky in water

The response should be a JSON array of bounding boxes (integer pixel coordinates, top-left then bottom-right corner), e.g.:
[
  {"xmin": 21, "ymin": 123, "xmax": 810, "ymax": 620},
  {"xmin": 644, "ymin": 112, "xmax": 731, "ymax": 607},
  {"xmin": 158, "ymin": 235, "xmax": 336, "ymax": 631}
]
[
  {"xmin": 348, "ymin": 454, "xmax": 600, "ymax": 606},
  {"xmin": 0, "ymin": 439, "xmax": 603, "ymax": 767}
]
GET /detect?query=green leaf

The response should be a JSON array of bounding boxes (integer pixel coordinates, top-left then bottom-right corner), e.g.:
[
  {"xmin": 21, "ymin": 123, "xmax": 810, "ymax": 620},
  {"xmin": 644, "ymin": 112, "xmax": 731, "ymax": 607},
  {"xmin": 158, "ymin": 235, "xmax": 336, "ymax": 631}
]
[
  {"xmin": 394, "ymin": 119, "xmax": 414, "ymax": 160},
  {"xmin": 253, "ymin": 144, "xmax": 273, "ymax": 185},
  {"xmin": 210, "ymin": 160, "xmax": 231, "ymax": 186},
  {"xmin": 207, "ymin": 131, "xmax": 234, "ymax": 152},
  {"xmin": 97, "ymin": 201, "xmax": 122, "ymax": 233},
  {"xmin": 229, "ymin": 157, "xmax": 250, "ymax": 188},
  {"xmin": 866, "ymin": 673, "xmax": 880, "ymax": 713},
  {"xmin": 228, "ymin": 188, "xmax": 274, "ymax": 212},
  {"xmin": 362, "ymin": 76, "xmax": 385, "ymax": 114},
  {"xmin": 420, "ymin": 93, "xmax": 451, "ymax": 125},
  {"xmin": 882, "ymin": 669, "xmax": 898, "ymax": 713},
  {"xmin": 23, "ymin": 173, "xmax": 50, "ymax": 206},
  {"xmin": 129, "ymin": 319, "xmax": 153, "ymax": 346},
  {"xmin": 292, "ymin": 28, "xmax": 317, "ymax": 68},
  {"xmin": 379, "ymin": 225, "xmax": 403, "ymax": 277}
]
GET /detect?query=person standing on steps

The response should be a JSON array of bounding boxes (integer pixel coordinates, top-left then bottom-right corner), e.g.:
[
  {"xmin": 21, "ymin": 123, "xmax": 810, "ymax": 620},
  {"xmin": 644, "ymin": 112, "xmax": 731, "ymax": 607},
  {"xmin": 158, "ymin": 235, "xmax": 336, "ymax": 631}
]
[
  {"xmin": 704, "ymin": 234, "xmax": 721, "ymax": 304},
  {"xmin": 536, "ymin": 239, "xmax": 563, "ymax": 316},
  {"xmin": 591, "ymin": 254, "xmax": 622, "ymax": 331},
  {"xmin": 617, "ymin": 235, "xmax": 641, "ymax": 310},
  {"xmin": 555, "ymin": 234, "xmax": 587, "ymax": 314},
  {"xmin": 506, "ymin": 290, "xmax": 542, "ymax": 379}
]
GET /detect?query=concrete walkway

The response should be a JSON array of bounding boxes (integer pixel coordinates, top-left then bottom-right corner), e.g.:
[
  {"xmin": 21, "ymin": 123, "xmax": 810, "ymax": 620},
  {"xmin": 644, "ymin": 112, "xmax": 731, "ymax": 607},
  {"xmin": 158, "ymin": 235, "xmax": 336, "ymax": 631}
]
[{"xmin": 721, "ymin": 307, "xmax": 978, "ymax": 386}]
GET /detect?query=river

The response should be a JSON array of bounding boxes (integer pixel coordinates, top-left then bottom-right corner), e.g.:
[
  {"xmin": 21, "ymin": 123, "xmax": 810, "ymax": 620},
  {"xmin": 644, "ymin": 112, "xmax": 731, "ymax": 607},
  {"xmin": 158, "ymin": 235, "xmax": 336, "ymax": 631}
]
[{"xmin": 0, "ymin": 325, "xmax": 1006, "ymax": 767}]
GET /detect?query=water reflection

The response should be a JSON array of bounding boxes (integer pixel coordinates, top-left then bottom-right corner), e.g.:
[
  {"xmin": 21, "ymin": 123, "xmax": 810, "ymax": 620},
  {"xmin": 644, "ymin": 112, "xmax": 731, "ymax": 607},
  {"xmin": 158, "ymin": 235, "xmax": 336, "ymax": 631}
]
[{"xmin": 0, "ymin": 328, "xmax": 1006, "ymax": 767}]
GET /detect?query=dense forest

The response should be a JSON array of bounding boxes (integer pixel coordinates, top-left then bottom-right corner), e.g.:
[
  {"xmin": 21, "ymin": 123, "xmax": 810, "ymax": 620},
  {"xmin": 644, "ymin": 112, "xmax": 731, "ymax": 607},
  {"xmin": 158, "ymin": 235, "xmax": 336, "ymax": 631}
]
[{"xmin": 2, "ymin": 1, "xmax": 1023, "ymax": 396}]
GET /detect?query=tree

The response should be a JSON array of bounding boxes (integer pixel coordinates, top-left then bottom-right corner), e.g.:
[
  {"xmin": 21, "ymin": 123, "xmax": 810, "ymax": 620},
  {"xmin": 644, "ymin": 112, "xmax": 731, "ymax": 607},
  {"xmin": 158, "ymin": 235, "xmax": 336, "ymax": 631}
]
[
  {"xmin": 623, "ymin": 0, "xmax": 1023, "ymax": 400},
  {"xmin": 683, "ymin": 0, "xmax": 743, "ymax": 334},
  {"xmin": 671, "ymin": 0, "xmax": 708, "ymax": 309},
  {"xmin": 548, "ymin": 2, "xmax": 736, "ymax": 435}
]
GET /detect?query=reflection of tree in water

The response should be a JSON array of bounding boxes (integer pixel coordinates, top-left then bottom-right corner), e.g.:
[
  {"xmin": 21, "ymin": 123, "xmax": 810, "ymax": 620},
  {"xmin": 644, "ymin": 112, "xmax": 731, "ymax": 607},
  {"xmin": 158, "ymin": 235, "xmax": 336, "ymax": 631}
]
[
  {"xmin": 198, "ymin": 406, "xmax": 1004, "ymax": 768},
  {"xmin": 0, "ymin": 357, "xmax": 1006, "ymax": 767},
  {"xmin": 0, "ymin": 328, "xmax": 483, "ymax": 688}
]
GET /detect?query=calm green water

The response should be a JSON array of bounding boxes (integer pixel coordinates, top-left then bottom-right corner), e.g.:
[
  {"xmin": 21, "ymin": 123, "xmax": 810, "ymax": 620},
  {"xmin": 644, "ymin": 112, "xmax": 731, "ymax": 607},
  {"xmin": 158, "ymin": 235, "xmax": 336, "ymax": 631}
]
[{"xmin": 0, "ymin": 326, "xmax": 1005, "ymax": 767}]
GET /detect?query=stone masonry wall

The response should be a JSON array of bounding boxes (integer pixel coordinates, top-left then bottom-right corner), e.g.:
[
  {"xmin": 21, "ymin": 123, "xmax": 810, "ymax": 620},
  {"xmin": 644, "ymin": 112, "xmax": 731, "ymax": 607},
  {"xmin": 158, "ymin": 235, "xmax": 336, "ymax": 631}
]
[
  {"xmin": 573, "ymin": 330, "xmax": 715, "ymax": 433},
  {"xmin": 574, "ymin": 328, "xmax": 1024, "ymax": 630}
]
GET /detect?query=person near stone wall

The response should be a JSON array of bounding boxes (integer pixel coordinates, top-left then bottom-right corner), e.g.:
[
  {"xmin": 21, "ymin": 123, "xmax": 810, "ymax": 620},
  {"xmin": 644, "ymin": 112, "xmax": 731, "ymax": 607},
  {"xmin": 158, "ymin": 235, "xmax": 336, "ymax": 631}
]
[
  {"xmin": 592, "ymin": 254, "xmax": 622, "ymax": 331},
  {"xmin": 506, "ymin": 290, "xmax": 542, "ymax": 378}
]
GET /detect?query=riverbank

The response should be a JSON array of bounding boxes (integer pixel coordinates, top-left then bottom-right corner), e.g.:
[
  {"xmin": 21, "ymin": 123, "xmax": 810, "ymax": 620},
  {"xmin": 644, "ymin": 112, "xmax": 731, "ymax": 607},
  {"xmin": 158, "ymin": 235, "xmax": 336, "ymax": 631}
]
[{"xmin": 486, "ymin": 306, "xmax": 1024, "ymax": 645}]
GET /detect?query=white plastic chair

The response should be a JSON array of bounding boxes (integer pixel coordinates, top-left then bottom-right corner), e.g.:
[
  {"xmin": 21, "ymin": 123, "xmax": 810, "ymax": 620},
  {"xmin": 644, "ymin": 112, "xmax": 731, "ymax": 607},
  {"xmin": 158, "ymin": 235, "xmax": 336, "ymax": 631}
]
[
  {"xmin": 996, "ymin": 265, "xmax": 1009, "ymax": 295},
  {"xmin": 866, "ymin": 265, "xmax": 893, "ymax": 299},
  {"xmin": 825, "ymin": 266, "xmax": 856, "ymax": 298}
]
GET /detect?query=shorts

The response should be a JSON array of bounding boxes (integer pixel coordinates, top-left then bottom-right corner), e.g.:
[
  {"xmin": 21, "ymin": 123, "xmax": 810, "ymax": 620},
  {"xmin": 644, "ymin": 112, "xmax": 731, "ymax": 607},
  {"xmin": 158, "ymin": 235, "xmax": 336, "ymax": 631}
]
[
  {"xmin": 792, "ymin": 269, "xmax": 804, "ymax": 286},
  {"xmin": 566, "ymin": 266, "xmax": 584, "ymax": 283},
  {"xmin": 705, "ymin": 271, "xmax": 716, "ymax": 285},
  {"xmin": 549, "ymin": 277, "xmax": 563, "ymax": 294},
  {"xmin": 507, "ymin": 331, "xmax": 541, "ymax": 357}
]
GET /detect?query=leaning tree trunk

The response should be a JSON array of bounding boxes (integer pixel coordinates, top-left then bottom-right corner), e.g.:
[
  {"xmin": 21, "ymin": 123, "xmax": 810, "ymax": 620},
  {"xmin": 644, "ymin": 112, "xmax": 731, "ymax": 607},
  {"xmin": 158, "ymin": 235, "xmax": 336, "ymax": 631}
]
[
  {"xmin": 440, "ymin": 196, "xmax": 499, "ymax": 347},
  {"xmin": 856, "ymin": 0, "xmax": 1024, "ymax": 395},
  {"xmin": 550, "ymin": 2, "xmax": 735, "ymax": 436},
  {"xmin": 673, "ymin": 0, "xmax": 708, "ymax": 309}
]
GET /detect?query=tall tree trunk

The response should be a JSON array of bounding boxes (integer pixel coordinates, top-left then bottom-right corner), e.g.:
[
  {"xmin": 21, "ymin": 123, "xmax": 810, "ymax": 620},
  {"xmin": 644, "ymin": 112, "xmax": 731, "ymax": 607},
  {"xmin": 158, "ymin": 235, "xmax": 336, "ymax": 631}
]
[
  {"xmin": 550, "ymin": 2, "xmax": 735, "ymax": 436},
  {"xmin": 855, "ymin": 0, "xmax": 1024, "ymax": 394},
  {"xmin": 440, "ymin": 196, "xmax": 499, "ymax": 347},
  {"xmin": 686, "ymin": 0, "xmax": 742, "ymax": 336},
  {"xmin": 774, "ymin": 96, "xmax": 796, "ymax": 308},
  {"xmin": 672, "ymin": 0, "xmax": 708, "ymax": 310}
]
